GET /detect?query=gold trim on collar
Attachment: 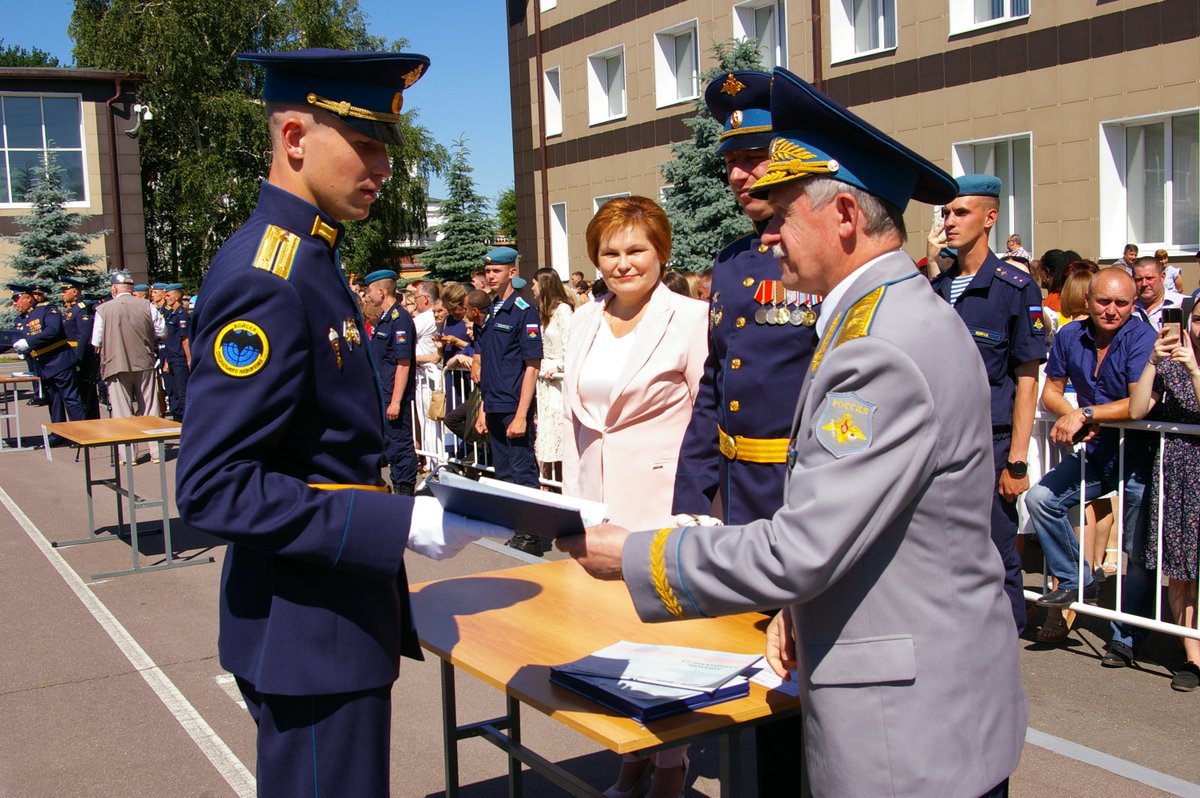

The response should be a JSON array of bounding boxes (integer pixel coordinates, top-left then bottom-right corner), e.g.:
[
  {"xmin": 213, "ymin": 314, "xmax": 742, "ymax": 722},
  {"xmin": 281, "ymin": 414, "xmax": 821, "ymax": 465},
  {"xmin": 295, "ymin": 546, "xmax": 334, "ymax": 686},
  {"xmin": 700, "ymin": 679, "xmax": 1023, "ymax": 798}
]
[
  {"xmin": 311, "ymin": 216, "xmax": 339, "ymax": 248},
  {"xmin": 810, "ymin": 310, "xmax": 842, "ymax": 372},
  {"xmin": 306, "ymin": 92, "xmax": 402, "ymax": 125},
  {"xmin": 835, "ymin": 286, "xmax": 885, "ymax": 347}
]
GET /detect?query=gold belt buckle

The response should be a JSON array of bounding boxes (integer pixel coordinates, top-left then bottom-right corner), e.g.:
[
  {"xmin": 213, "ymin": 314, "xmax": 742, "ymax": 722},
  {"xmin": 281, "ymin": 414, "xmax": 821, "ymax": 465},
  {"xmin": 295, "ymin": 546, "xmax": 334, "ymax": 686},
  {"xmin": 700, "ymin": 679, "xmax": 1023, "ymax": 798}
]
[{"xmin": 718, "ymin": 428, "xmax": 737, "ymax": 460}]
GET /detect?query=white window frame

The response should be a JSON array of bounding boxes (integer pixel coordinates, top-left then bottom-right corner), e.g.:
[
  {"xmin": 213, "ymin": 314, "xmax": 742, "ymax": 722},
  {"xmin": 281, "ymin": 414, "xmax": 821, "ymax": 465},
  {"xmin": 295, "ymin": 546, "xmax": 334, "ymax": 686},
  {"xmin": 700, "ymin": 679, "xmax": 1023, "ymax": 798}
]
[
  {"xmin": 539, "ymin": 0, "xmax": 557, "ymax": 10},
  {"xmin": 951, "ymin": 133, "xmax": 1035, "ymax": 257},
  {"xmin": 543, "ymin": 67, "xmax": 563, "ymax": 138},
  {"xmin": 1, "ymin": 92, "xmax": 89, "ymax": 208},
  {"xmin": 830, "ymin": 0, "xmax": 897, "ymax": 64},
  {"xmin": 593, "ymin": 192, "xmax": 631, "ymax": 213},
  {"xmin": 653, "ymin": 20, "xmax": 701, "ymax": 109},
  {"xmin": 659, "ymin": 185, "xmax": 674, "ymax": 204},
  {"xmin": 1099, "ymin": 109, "xmax": 1200, "ymax": 258},
  {"xmin": 732, "ymin": 0, "xmax": 787, "ymax": 69},
  {"xmin": 549, "ymin": 201, "xmax": 569, "ymax": 279},
  {"xmin": 587, "ymin": 45, "xmax": 627, "ymax": 126},
  {"xmin": 948, "ymin": 0, "xmax": 1030, "ymax": 36}
]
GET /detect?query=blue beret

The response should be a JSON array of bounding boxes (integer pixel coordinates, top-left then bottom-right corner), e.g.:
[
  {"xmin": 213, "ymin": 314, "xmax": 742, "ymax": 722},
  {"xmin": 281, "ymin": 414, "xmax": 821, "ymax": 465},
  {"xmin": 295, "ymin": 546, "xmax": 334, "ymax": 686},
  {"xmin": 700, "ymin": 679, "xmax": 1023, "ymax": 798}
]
[
  {"xmin": 133, "ymin": 283, "xmax": 149, "ymax": 292},
  {"xmin": 705, "ymin": 71, "xmax": 774, "ymax": 155},
  {"xmin": 363, "ymin": 269, "xmax": 398, "ymax": 284},
  {"xmin": 751, "ymin": 68, "xmax": 957, "ymax": 210},
  {"xmin": 955, "ymin": 173, "xmax": 1002, "ymax": 198},
  {"xmin": 60, "ymin": 276, "xmax": 85, "ymax": 289},
  {"xmin": 484, "ymin": 247, "xmax": 519, "ymax": 265},
  {"xmin": 151, "ymin": 282, "xmax": 168, "ymax": 290},
  {"xmin": 238, "ymin": 48, "xmax": 430, "ymax": 147},
  {"xmin": 164, "ymin": 283, "xmax": 184, "ymax": 292},
  {"xmin": 511, "ymin": 276, "xmax": 528, "ymax": 290}
]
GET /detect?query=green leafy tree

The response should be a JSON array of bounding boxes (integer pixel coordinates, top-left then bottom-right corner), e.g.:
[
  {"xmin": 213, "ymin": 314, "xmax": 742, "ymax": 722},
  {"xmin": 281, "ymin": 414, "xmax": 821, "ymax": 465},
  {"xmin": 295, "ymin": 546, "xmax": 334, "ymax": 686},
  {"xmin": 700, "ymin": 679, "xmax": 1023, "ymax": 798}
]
[
  {"xmin": 0, "ymin": 39, "xmax": 62, "ymax": 67},
  {"xmin": 495, "ymin": 186, "xmax": 517, "ymax": 241},
  {"xmin": 69, "ymin": 0, "xmax": 443, "ymax": 289},
  {"xmin": 660, "ymin": 39, "xmax": 764, "ymax": 273},
  {"xmin": 420, "ymin": 138, "xmax": 495, "ymax": 282}
]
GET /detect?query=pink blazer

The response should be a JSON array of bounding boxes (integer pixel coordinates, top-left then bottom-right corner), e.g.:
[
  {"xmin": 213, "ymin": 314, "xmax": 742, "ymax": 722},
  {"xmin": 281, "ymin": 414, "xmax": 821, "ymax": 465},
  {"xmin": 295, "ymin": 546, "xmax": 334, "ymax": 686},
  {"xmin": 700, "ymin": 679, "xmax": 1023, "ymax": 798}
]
[{"xmin": 561, "ymin": 282, "xmax": 709, "ymax": 530}]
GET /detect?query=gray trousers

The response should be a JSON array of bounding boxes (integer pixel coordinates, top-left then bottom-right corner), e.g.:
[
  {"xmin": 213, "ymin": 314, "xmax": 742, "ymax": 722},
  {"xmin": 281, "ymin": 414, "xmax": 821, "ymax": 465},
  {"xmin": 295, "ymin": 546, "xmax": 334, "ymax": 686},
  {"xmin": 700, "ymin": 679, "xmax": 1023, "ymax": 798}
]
[{"xmin": 105, "ymin": 369, "xmax": 161, "ymax": 458}]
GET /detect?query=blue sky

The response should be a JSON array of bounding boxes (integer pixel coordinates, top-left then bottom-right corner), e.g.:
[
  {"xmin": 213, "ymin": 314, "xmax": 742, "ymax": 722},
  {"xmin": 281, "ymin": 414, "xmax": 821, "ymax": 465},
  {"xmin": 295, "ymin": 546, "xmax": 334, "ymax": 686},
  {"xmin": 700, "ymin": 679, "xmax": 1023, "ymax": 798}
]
[{"xmin": 5, "ymin": 0, "xmax": 515, "ymax": 207}]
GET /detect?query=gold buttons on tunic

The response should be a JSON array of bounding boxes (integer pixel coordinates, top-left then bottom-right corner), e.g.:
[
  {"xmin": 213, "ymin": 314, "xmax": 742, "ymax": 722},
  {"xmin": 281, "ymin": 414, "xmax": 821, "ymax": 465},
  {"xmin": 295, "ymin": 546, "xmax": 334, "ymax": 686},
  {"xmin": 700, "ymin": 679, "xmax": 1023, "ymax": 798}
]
[
  {"xmin": 729, "ymin": 400, "xmax": 740, "ymax": 412},
  {"xmin": 731, "ymin": 358, "xmax": 742, "ymax": 369},
  {"xmin": 743, "ymin": 277, "xmax": 755, "ymax": 287},
  {"xmin": 735, "ymin": 316, "xmax": 746, "ymax": 328}
]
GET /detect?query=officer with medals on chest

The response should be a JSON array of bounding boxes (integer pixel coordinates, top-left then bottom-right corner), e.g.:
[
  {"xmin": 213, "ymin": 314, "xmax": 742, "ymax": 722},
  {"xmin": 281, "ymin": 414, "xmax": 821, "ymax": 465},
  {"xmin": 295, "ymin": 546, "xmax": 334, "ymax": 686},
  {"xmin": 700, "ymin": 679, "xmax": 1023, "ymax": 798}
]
[
  {"xmin": 162, "ymin": 283, "xmax": 192, "ymax": 421},
  {"xmin": 670, "ymin": 70, "xmax": 819, "ymax": 796},
  {"xmin": 9, "ymin": 284, "xmax": 84, "ymax": 428},
  {"xmin": 929, "ymin": 175, "xmax": 1047, "ymax": 634},
  {"xmin": 175, "ymin": 49, "xmax": 508, "ymax": 798},
  {"xmin": 60, "ymin": 276, "xmax": 100, "ymax": 419},
  {"xmin": 364, "ymin": 268, "xmax": 419, "ymax": 495}
]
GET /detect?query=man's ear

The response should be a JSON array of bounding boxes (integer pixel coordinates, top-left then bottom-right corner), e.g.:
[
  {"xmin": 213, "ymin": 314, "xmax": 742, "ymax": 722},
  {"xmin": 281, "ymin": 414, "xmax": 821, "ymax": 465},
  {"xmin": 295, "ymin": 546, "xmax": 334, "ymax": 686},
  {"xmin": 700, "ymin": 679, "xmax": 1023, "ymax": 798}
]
[{"xmin": 278, "ymin": 115, "xmax": 307, "ymax": 162}]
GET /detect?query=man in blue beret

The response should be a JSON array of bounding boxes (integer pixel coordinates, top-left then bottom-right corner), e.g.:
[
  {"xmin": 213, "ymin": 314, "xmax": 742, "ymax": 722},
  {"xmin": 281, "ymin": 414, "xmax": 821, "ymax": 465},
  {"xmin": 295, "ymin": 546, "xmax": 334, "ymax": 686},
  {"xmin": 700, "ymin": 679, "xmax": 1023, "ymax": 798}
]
[
  {"xmin": 562, "ymin": 67, "xmax": 1026, "ymax": 797},
  {"xmin": 473, "ymin": 245, "xmax": 544, "ymax": 556},
  {"xmin": 175, "ymin": 49, "xmax": 506, "ymax": 798},
  {"xmin": 161, "ymin": 283, "xmax": 191, "ymax": 421},
  {"xmin": 929, "ymin": 174, "xmax": 1047, "ymax": 634},
  {"xmin": 669, "ymin": 69, "xmax": 816, "ymax": 798},
  {"xmin": 364, "ymin": 268, "xmax": 419, "ymax": 495},
  {"xmin": 60, "ymin": 276, "xmax": 100, "ymax": 418}
]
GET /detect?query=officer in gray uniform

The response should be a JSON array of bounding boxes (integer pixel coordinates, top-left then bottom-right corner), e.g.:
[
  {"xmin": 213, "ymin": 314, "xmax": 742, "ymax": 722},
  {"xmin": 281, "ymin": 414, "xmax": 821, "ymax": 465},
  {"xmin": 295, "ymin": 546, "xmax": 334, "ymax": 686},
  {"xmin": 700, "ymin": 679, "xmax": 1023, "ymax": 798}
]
[{"xmin": 560, "ymin": 67, "xmax": 1027, "ymax": 798}]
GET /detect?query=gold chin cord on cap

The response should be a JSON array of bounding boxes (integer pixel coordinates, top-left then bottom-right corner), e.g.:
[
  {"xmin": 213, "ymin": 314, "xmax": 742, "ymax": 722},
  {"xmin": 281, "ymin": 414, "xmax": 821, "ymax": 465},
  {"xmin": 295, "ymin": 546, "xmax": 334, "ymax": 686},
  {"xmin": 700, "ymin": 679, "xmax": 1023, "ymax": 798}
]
[{"xmin": 305, "ymin": 93, "xmax": 402, "ymax": 124}]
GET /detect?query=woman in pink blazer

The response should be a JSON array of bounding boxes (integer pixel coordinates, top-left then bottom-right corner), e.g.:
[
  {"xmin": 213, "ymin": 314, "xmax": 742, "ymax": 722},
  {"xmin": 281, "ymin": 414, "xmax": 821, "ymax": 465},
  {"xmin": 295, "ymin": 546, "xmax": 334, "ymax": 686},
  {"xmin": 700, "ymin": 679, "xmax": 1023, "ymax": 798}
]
[{"xmin": 561, "ymin": 196, "xmax": 708, "ymax": 797}]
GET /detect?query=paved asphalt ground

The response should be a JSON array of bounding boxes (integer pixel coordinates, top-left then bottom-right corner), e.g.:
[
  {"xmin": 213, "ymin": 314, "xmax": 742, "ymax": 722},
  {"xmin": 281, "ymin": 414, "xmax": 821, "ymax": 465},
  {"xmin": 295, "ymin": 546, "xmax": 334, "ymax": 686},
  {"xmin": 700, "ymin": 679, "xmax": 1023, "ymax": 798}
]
[{"xmin": 1, "ymin": 367, "xmax": 1198, "ymax": 797}]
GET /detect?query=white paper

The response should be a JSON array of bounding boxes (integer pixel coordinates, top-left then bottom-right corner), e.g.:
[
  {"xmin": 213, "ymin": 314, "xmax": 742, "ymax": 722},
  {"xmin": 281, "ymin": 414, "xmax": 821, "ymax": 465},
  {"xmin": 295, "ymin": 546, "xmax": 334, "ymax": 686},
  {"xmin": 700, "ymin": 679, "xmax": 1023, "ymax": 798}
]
[{"xmin": 556, "ymin": 641, "xmax": 760, "ymax": 692}]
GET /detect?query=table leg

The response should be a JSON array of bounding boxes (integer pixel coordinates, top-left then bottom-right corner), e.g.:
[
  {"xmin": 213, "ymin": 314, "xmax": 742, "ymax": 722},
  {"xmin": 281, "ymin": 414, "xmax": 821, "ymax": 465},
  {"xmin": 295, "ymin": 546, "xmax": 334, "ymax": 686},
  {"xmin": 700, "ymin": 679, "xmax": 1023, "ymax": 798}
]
[
  {"xmin": 719, "ymin": 728, "xmax": 741, "ymax": 798},
  {"xmin": 441, "ymin": 660, "xmax": 461, "ymax": 798},
  {"xmin": 52, "ymin": 444, "xmax": 130, "ymax": 548},
  {"xmin": 507, "ymin": 695, "xmax": 522, "ymax": 798}
]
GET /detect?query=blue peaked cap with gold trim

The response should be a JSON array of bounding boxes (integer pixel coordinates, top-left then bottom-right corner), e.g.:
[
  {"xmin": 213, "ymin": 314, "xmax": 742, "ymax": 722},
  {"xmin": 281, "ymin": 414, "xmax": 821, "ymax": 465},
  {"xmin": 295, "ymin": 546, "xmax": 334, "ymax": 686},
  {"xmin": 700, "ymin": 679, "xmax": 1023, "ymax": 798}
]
[
  {"xmin": 238, "ymin": 48, "xmax": 431, "ymax": 147},
  {"xmin": 750, "ymin": 68, "xmax": 957, "ymax": 210},
  {"xmin": 705, "ymin": 71, "xmax": 774, "ymax": 154}
]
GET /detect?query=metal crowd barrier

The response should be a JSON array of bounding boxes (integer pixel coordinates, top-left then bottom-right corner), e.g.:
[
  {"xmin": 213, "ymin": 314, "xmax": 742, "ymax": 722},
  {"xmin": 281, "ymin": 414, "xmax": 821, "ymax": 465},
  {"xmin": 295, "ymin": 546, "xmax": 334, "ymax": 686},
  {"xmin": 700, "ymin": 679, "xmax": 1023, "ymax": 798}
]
[{"xmin": 1026, "ymin": 413, "xmax": 1200, "ymax": 643}]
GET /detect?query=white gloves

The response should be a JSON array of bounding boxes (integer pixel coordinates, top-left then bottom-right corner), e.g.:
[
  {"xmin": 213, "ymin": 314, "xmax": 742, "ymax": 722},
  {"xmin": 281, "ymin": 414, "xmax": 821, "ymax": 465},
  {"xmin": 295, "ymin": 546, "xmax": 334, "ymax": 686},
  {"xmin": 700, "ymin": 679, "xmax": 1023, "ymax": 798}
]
[
  {"xmin": 407, "ymin": 495, "xmax": 512, "ymax": 560},
  {"xmin": 12, "ymin": 339, "xmax": 29, "ymax": 354},
  {"xmin": 672, "ymin": 513, "xmax": 723, "ymax": 527}
]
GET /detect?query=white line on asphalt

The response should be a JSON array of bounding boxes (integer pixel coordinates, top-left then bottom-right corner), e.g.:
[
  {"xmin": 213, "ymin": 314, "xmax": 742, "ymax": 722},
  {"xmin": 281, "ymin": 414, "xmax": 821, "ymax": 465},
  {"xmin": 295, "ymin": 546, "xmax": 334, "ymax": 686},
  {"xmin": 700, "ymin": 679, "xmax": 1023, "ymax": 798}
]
[
  {"xmin": 1027, "ymin": 728, "xmax": 1200, "ymax": 797},
  {"xmin": 0, "ymin": 485, "xmax": 256, "ymax": 798},
  {"xmin": 215, "ymin": 673, "xmax": 247, "ymax": 710}
]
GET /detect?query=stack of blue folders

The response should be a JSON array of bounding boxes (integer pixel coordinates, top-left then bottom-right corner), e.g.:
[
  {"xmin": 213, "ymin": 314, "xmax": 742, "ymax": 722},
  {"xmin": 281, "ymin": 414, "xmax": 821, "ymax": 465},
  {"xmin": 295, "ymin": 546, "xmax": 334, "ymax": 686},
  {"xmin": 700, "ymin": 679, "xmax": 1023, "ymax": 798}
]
[{"xmin": 550, "ymin": 641, "xmax": 760, "ymax": 723}]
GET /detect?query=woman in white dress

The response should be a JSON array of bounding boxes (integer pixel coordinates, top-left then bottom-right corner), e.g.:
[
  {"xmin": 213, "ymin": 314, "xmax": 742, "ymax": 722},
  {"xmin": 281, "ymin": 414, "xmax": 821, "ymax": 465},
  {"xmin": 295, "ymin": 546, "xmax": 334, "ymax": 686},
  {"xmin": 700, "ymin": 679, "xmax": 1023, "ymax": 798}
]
[{"xmin": 532, "ymin": 268, "xmax": 575, "ymax": 485}]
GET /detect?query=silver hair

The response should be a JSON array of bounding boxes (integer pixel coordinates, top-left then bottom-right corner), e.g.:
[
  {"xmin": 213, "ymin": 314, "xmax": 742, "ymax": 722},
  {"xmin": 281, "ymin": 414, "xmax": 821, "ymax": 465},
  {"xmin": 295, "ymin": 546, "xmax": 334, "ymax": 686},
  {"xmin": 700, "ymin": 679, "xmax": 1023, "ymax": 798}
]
[{"xmin": 798, "ymin": 177, "xmax": 907, "ymax": 242}]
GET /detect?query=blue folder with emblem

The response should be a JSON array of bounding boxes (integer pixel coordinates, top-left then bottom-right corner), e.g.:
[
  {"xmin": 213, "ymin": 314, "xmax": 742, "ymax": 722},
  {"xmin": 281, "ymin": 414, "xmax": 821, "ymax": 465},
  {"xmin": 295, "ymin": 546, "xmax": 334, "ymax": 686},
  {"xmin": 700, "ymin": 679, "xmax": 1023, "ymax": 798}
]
[{"xmin": 426, "ymin": 470, "xmax": 605, "ymax": 539}]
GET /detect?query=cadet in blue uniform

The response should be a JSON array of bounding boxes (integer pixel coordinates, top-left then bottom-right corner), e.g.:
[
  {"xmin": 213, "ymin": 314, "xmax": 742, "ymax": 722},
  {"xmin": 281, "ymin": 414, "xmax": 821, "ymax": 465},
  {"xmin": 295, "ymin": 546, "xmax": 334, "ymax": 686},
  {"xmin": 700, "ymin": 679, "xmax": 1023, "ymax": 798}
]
[
  {"xmin": 473, "ymin": 246, "xmax": 543, "ymax": 555},
  {"xmin": 364, "ymin": 269, "xmax": 419, "ymax": 495},
  {"xmin": 10, "ymin": 284, "xmax": 84, "ymax": 426},
  {"xmin": 930, "ymin": 174, "xmax": 1047, "ymax": 633},
  {"xmin": 162, "ymin": 283, "xmax": 191, "ymax": 421},
  {"xmin": 60, "ymin": 276, "xmax": 99, "ymax": 418},
  {"xmin": 671, "ymin": 70, "xmax": 818, "ymax": 797},
  {"xmin": 175, "ymin": 50, "xmax": 505, "ymax": 798}
]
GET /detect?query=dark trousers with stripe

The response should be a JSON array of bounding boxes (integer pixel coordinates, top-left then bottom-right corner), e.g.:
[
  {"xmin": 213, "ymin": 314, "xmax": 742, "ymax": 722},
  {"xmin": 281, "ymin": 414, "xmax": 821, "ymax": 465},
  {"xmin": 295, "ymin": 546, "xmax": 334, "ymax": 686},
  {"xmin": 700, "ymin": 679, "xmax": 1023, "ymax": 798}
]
[{"xmin": 237, "ymin": 677, "xmax": 393, "ymax": 798}]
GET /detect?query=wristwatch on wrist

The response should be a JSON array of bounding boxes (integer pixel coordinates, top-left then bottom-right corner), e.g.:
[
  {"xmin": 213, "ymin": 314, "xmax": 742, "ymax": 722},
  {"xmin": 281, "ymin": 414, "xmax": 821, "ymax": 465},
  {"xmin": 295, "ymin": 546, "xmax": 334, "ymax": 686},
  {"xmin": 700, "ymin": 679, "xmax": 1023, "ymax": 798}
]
[
  {"xmin": 1081, "ymin": 406, "xmax": 1095, "ymax": 421},
  {"xmin": 1005, "ymin": 461, "xmax": 1028, "ymax": 478}
]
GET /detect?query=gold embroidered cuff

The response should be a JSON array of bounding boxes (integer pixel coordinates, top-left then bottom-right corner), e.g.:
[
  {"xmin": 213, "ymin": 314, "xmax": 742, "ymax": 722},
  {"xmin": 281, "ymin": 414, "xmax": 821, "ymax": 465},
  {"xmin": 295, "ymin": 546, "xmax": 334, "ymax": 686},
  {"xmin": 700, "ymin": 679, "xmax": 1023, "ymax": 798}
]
[{"xmin": 650, "ymin": 527, "xmax": 685, "ymax": 619}]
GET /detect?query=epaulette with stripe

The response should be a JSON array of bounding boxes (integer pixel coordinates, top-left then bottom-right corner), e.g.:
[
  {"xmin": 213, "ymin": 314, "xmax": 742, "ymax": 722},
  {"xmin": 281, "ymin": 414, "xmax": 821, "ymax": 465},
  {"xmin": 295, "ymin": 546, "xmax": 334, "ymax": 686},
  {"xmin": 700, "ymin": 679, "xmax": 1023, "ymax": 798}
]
[{"xmin": 252, "ymin": 225, "xmax": 301, "ymax": 281}]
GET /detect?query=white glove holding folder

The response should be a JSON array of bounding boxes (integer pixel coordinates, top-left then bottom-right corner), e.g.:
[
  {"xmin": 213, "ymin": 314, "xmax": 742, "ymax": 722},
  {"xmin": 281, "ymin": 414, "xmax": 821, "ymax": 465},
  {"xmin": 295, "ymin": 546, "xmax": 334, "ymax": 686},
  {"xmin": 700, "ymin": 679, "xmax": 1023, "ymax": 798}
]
[{"xmin": 407, "ymin": 496, "xmax": 511, "ymax": 560}]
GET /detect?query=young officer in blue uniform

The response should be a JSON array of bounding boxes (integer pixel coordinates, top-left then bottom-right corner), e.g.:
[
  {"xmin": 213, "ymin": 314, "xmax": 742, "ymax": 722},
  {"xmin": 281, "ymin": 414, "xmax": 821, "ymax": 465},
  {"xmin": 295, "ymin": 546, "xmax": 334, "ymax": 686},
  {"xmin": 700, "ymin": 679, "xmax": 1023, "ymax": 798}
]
[
  {"xmin": 10, "ymin": 284, "xmax": 84, "ymax": 426},
  {"xmin": 930, "ymin": 174, "xmax": 1047, "ymax": 633},
  {"xmin": 175, "ymin": 49, "xmax": 506, "ymax": 798},
  {"xmin": 60, "ymin": 276, "xmax": 99, "ymax": 418},
  {"xmin": 162, "ymin": 283, "xmax": 191, "ymax": 420},
  {"xmin": 474, "ymin": 246, "xmax": 544, "ymax": 555},
  {"xmin": 670, "ymin": 70, "xmax": 818, "ymax": 797},
  {"xmin": 364, "ymin": 268, "xmax": 419, "ymax": 495}
]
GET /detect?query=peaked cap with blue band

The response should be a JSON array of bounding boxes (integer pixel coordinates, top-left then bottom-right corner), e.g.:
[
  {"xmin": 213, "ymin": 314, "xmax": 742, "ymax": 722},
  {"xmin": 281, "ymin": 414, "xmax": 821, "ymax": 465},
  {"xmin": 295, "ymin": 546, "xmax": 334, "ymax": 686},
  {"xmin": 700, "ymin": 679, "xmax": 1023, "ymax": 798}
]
[
  {"xmin": 238, "ymin": 48, "xmax": 431, "ymax": 147},
  {"xmin": 705, "ymin": 70, "xmax": 774, "ymax": 154},
  {"xmin": 750, "ymin": 68, "xmax": 957, "ymax": 210}
]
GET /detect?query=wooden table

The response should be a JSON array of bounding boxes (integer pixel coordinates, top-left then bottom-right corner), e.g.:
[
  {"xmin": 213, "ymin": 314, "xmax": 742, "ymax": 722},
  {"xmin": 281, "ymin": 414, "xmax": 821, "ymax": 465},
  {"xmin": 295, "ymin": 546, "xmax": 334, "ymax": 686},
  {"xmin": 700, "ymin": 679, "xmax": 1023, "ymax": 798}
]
[
  {"xmin": 42, "ymin": 416, "xmax": 214, "ymax": 579},
  {"xmin": 0, "ymin": 372, "xmax": 40, "ymax": 452},
  {"xmin": 411, "ymin": 559, "xmax": 799, "ymax": 797}
]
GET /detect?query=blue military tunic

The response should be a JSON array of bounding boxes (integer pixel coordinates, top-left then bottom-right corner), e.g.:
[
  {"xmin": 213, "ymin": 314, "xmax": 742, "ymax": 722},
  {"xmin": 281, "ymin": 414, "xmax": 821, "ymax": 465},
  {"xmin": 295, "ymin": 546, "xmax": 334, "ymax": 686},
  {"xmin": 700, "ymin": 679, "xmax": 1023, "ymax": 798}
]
[
  {"xmin": 164, "ymin": 304, "xmax": 191, "ymax": 419},
  {"xmin": 371, "ymin": 301, "xmax": 418, "ymax": 488},
  {"xmin": 673, "ymin": 233, "xmax": 820, "ymax": 524},
  {"xmin": 63, "ymin": 298, "xmax": 99, "ymax": 418},
  {"xmin": 478, "ymin": 290, "xmax": 542, "ymax": 413},
  {"xmin": 164, "ymin": 304, "xmax": 191, "ymax": 361},
  {"xmin": 176, "ymin": 181, "xmax": 421, "ymax": 697},
  {"xmin": 22, "ymin": 300, "xmax": 84, "ymax": 423}
]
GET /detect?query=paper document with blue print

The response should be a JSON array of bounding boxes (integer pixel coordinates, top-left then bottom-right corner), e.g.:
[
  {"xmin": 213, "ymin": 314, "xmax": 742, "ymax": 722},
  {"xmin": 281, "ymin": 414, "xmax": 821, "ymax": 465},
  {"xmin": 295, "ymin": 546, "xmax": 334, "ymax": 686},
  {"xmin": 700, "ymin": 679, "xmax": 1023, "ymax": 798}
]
[{"xmin": 552, "ymin": 640, "xmax": 759, "ymax": 692}]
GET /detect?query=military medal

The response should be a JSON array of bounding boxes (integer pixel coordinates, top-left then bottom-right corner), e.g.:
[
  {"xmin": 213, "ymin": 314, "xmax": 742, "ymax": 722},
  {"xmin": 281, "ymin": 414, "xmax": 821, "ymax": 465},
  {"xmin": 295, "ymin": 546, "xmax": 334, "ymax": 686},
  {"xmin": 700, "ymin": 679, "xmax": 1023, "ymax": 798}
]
[
  {"xmin": 753, "ymin": 280, "xmax": 777, "ymax": 324},
  {"xmin": 328, "ymin": 328, "xmax": 342, "ymax": 369},
  {"xmin": 342, "ymin": 318, "xmax": 361, "ymax": 349},
  {"xmin": 771, "ymin": 282, "xmax": 790, "ymax": 324}
]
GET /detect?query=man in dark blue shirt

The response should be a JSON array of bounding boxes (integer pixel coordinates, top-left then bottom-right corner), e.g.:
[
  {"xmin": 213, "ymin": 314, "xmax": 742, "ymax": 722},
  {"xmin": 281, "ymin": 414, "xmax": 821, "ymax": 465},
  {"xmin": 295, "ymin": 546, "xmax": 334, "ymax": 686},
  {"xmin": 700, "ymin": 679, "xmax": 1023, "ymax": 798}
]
[
  {"xmin": 162, "ymin": 283, "xmax": 191, "ymax": 421},
  {"xmin": 365, "ymin": 268, "xmax": 418, "ymax": 495},
  {"xmin": 931, "ymin": 174, "xmax": 1046, "ymax": 632},
  {"xmin": 60, "ymin": 276, "xmax": 99, "ymax": 419},
  {"xmin": 1026, "ymin": 268, "xmax": 1158, "ymax": 667},
  {"xmin": 10, "ymin": 284, "xmax": 84, "ymax": 427}
]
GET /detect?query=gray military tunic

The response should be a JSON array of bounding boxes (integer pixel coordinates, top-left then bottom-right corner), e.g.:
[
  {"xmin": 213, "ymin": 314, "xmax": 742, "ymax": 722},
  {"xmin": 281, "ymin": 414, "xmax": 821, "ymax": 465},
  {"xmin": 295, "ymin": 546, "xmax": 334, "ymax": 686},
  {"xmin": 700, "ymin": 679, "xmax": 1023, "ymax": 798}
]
[{"xmin": 622, "ymin": 251, "xmax": 1027, "ymax": 797}]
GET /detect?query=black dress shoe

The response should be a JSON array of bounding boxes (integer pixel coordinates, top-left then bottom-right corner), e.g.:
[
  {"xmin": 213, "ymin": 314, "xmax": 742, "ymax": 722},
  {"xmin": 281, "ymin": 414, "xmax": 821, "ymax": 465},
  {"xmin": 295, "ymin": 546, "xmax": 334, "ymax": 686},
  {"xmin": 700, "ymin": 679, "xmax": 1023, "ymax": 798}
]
[
  {"xmin": 1035, "ymin": 581, "xmax": 1098, "ymax": 608},
  {"xmin": 1101, "ymin": 644, "xmax": 1135, "ymax": 668},
  {"xmin": 1171, "ymin": 662, "xmax": 1200, "ymax": 692},
  {"xmin": 506, "ymin": 533, "xmax": 544, "ymax": 557}
]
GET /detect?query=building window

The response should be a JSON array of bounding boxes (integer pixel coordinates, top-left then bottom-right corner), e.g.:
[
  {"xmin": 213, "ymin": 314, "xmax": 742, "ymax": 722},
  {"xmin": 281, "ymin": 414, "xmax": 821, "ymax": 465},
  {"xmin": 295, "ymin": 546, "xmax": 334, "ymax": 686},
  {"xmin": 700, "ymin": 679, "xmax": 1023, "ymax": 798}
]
[
  {"xmin": 549, "ymin": 202, "xmax": 569, "ymax": 279},
  {"xmin": 949, "ymin": 0, "xmax": 1030, "ymax": 34},
  {"xmin": 1, "ymin": 93, "xmax": 86, "ymax": 205},
  {"xmin": 587, "ymin": 46, "xmax": 626, "ymax": 125},
  {"xmin": 830, "ymin": 0, "xmax": 897, "ymax": 63},
  {"xmin": 732, "ymin": 1, "xmax": 786, "ymax": 69},
  {"xmin": 952, "ymin": 134, "xmax": 1034, "ymax": 256},
  {"xmin": 1100, "ymin": 111, "xmax": 1199, "ymax": 255},
  {"xmin": 539, "ymin": 0, "xmax": 556, "ymax": 10},
  {"xmin": 593, "ymin": 192, "xmax": 631, "ymax": 212},
  {"xmin": 654, "ymin": 21, "xmax": 700, "ymax": 108},
  {"xmin": 543, "ymin": 67, "xmax": 562, "ymax": 138}
]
